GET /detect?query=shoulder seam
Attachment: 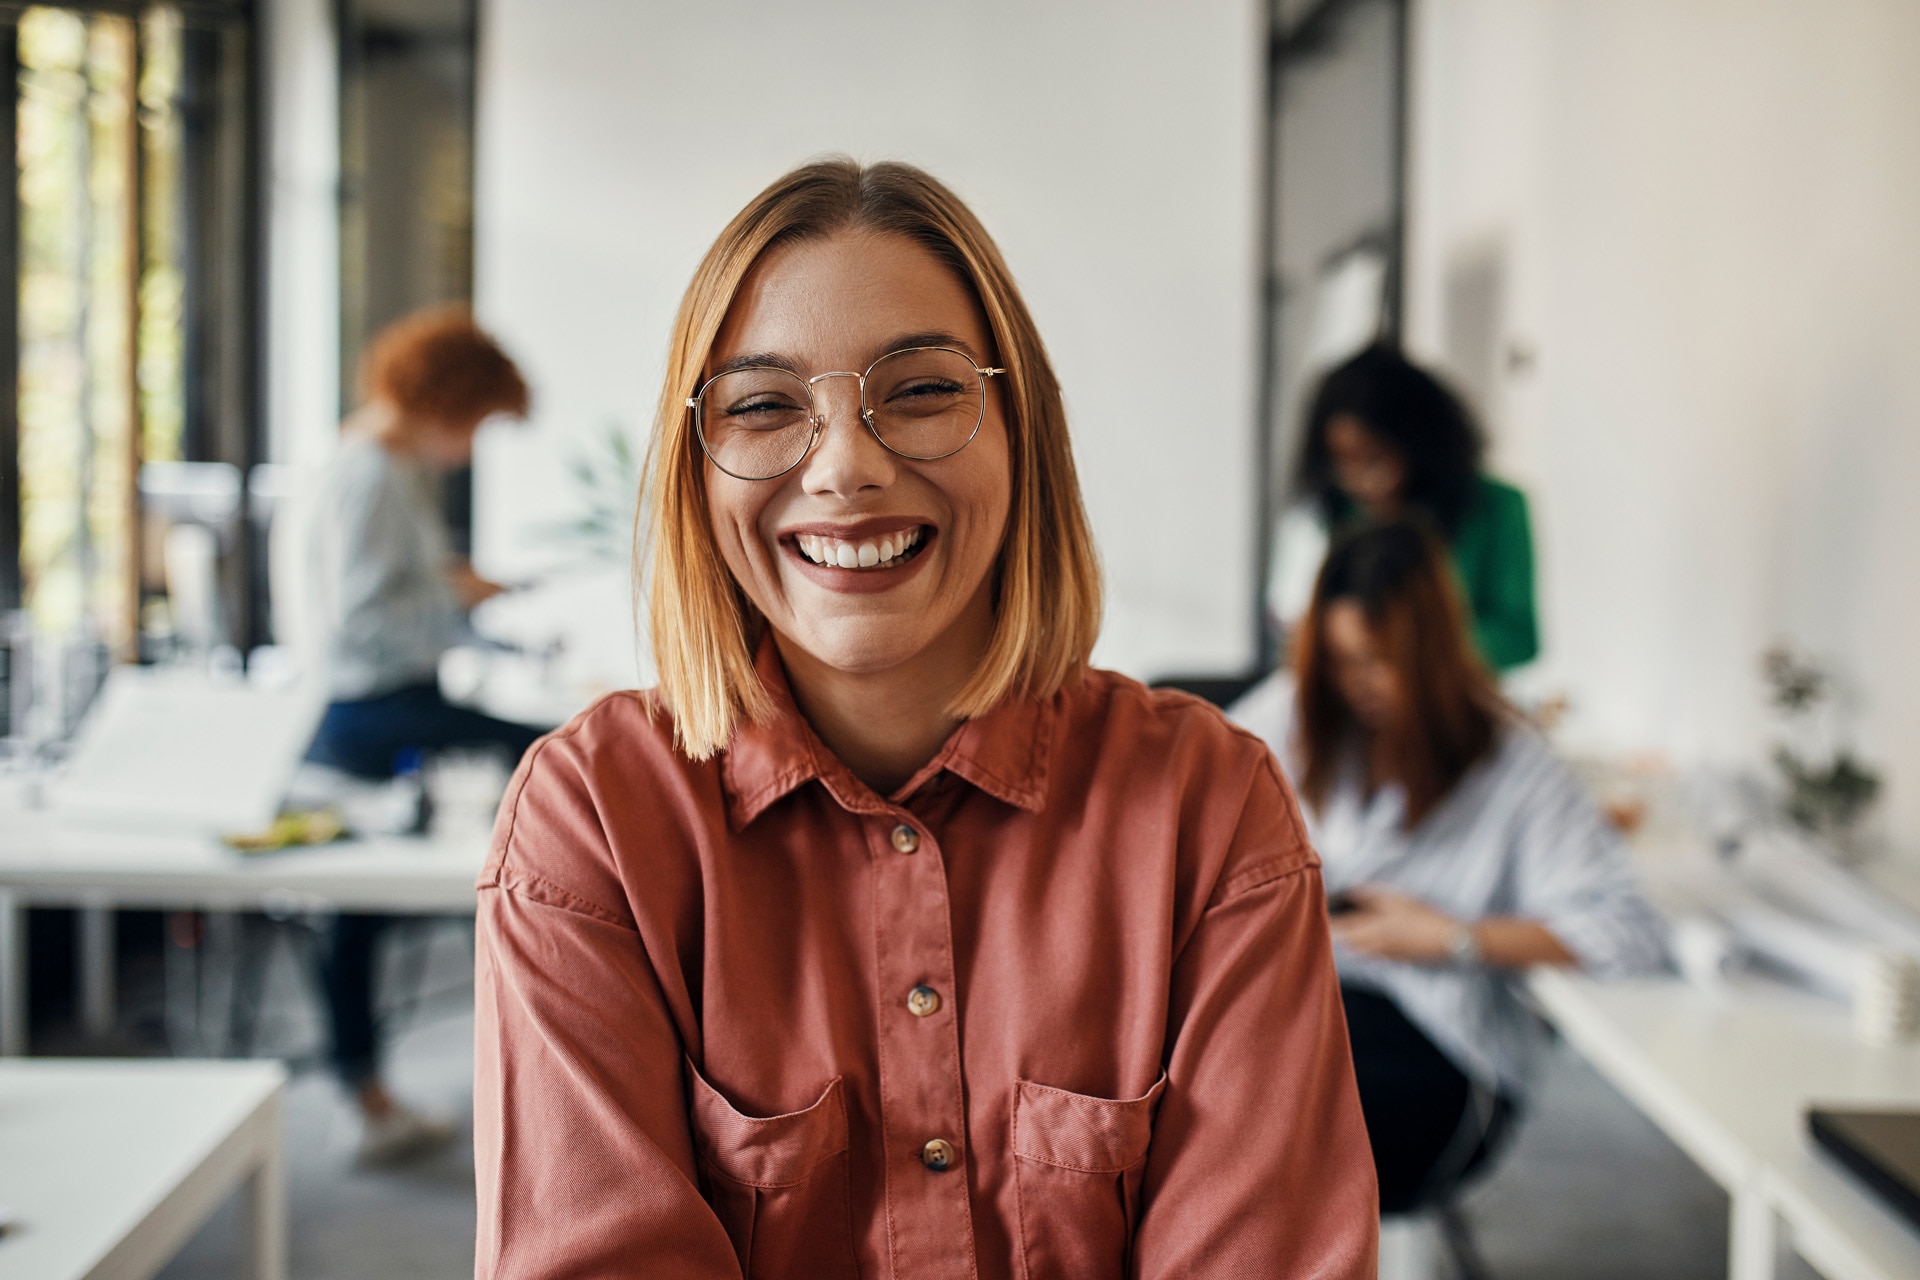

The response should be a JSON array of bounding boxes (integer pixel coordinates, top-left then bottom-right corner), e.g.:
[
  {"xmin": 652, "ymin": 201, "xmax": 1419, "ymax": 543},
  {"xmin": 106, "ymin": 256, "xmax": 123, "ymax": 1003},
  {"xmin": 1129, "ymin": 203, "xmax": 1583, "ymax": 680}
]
[
  {"xmin": 1207, "ymin": 748, "xmax": 1317, "ymax": 909},
  {"xmin": 490, "ymin": 865, "xmax": 634, "ymax": 930},
  {"xmin": 1208, "ymin": 856, "xmax": 1315, "ymax": 909},
  {"xmin": 487, "ymin": 731, "xmax": 561, "ymax": 885},
  {"xmin": 484, "ymin": 701, "xmax": 639, "ymax": 915}
]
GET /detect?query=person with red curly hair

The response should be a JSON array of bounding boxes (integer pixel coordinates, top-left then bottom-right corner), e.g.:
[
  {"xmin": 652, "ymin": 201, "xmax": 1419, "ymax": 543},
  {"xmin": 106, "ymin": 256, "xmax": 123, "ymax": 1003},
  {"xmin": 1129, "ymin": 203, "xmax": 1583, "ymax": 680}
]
[{"xmin": 303, "ymin": 304, "xmax": 547, "ymax": 1164}]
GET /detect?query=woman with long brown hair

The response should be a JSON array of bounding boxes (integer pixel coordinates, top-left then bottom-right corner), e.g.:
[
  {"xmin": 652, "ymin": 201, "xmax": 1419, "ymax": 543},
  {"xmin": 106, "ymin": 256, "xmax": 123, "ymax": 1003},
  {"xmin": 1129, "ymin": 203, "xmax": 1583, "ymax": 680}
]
[
  {"xmin": 472, "ymin": 159, "xmax": 1375, "ymax": 1278},
  {"xmin": 1232, "ymin": 519, "xmax": 1664, "ymax": 1213}
]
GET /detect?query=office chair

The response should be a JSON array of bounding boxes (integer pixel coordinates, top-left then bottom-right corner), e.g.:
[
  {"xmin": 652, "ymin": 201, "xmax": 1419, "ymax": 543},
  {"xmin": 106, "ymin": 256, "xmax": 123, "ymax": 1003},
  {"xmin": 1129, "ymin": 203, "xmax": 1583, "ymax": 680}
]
[{"xmin": 1382, "ymin": 1079, "xmax": 1516, "ymax": 1280}]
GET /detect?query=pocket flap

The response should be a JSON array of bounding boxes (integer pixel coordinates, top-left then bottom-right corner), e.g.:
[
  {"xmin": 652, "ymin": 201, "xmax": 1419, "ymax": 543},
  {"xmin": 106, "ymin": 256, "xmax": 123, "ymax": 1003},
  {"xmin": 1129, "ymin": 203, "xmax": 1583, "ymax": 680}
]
[
  {"xmin": 685, "ymin": 1058, "xmax": 849, "ymax": 1188},
  {"xmin": 1013, "ymin": 1072, "xmax": 1168, "ymax": 1173}
]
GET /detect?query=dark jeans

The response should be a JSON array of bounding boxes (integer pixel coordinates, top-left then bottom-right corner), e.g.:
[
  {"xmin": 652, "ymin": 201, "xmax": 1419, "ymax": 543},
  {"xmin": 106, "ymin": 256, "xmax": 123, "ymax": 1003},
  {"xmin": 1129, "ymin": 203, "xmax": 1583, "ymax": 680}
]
[
  {"xmin": 1343, "ymin": 984, "xmax": 1516, "ymax": 1213},
  {"xmin": 309, "ymin": 682, "xmax": 546, "ymax": 1087},
  {"xmin": 306, "ymin": 681, "xmax": 546, "ymax": 781}
]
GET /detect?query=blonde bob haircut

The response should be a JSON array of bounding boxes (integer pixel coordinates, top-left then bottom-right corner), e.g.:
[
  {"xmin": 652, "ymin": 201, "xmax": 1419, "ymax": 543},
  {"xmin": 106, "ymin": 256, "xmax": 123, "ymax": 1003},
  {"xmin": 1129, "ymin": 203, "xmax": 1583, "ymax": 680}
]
[{"xmin": 641, "ymin": 157, "xmax": 1103, "ymax": 760}]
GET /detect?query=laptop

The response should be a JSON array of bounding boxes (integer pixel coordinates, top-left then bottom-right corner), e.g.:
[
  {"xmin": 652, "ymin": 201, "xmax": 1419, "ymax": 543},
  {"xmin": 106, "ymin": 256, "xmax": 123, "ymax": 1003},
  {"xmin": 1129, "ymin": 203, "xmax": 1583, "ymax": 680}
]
[{"xmin": 1808, "ymin": 1107, "xmax": 1920, "ymax": 1231}]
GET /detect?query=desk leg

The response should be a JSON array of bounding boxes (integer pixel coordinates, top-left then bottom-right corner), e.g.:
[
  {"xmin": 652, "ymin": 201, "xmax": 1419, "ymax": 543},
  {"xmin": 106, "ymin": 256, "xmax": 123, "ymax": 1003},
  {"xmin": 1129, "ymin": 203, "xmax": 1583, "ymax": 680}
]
[
  {"xmin": 238, "ymin": 1091, "xmax": 288, "ymax": 1280},
  {"xmin": 1730, "ymin": 1186, "xmax": 1777, "ymax": 1280},
  {"xmin": 78, "ymin": 899, "xmax": 115, "ymax": 1038},
  {"xmin": 0, "ymin": 889, "xmax": 23, "ymax": 1056}
]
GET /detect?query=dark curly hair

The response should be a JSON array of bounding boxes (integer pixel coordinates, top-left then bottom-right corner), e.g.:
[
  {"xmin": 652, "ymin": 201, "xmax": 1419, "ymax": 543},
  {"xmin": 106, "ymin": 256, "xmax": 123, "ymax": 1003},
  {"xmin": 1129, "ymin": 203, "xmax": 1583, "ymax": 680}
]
[{"xmin": 1294, "ymin": 344, "xmax": 1483, "ymax": 537}]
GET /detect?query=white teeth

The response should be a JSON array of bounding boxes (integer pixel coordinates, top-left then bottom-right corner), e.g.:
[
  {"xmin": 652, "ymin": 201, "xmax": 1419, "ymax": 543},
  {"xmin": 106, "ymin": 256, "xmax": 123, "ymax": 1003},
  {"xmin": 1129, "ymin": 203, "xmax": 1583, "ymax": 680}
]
[{"xmin": 795, "ymin": 526, "xmax": 925, "ymax": 569}]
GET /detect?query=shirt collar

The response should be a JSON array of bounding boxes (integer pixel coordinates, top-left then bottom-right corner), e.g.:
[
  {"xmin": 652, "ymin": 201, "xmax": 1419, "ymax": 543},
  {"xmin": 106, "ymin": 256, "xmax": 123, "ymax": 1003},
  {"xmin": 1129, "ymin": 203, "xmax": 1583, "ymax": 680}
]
[{"xmin": 719, "ymin": 635, "xmax": 1054, "ymax": 831}]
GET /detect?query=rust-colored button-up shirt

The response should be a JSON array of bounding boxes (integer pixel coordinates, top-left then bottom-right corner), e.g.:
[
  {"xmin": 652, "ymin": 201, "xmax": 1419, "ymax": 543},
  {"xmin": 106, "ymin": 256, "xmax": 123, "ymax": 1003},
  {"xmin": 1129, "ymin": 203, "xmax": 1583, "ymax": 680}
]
[{"xmin": 475, "ymin": 652, "xmax": 1377, "ymax": 1279}]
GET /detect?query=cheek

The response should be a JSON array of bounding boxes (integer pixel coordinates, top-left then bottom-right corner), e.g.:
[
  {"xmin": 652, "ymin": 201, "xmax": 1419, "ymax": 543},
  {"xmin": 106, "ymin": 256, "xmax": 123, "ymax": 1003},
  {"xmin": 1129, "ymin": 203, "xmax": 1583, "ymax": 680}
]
[
  {"xmin": 705, "ymin": 473, "xmax": 774, "ymax": 575},
  {"xmin": 964, "ymin": 424, "xmax": 1014, "ymax": 546}
]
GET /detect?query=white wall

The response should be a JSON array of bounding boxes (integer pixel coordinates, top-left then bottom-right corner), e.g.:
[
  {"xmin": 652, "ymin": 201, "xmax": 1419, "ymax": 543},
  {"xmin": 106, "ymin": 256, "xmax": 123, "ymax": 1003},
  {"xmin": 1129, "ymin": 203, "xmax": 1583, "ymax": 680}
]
[
  {"xmin": 1405, "ymin": 0, "xmax": 1920, "ymax": 851},
  {"xmin": 469, "ymin": 0, "xmax": 1266, "ymax": 687}
]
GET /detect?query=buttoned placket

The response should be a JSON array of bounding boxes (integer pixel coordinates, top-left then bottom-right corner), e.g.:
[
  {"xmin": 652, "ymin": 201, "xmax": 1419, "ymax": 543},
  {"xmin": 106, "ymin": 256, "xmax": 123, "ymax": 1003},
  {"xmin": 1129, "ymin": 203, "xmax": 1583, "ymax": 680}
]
[{"xmin": 869, "ymin": 809, "xmax": 978, "ymax": 1279}]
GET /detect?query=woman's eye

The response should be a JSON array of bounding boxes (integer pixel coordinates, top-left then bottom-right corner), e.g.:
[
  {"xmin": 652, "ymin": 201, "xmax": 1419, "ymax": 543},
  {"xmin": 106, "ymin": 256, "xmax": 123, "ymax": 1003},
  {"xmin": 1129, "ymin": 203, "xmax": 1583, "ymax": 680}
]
[
  {"xmin": 725, "ymin": 398, "xmax": 799, "ymax": 418},
  {"xmin": 889, "ymin": 378, "xmax": 964, "ymax": 401}
]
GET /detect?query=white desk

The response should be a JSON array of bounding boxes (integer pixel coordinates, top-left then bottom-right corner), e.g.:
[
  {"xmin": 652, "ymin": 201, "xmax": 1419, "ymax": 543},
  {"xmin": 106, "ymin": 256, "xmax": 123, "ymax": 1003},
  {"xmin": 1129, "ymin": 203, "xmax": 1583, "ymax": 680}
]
[
  {"xmin": 1530, "ymin": 968, "xmax": 1920, "ymax": 1280},
  {"xmin": 0, "ymin": 808, "xmax": 486, "ymax": 1055},
  {"xmin": 0, "ymin": 1058, "xmax": 286, "ymax": 1280}
]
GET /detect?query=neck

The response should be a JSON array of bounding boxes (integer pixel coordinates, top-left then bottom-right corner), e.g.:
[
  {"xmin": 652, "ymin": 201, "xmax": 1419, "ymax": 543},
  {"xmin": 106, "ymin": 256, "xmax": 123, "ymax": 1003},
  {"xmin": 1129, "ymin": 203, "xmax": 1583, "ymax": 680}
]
[
  {"xmin": 774, "ymin": 597, "xmax": 994, "ymax": 798},
  {"xmin": 345, "ymin": 401, "xmax": 446, "ymax": 464},
  {"xmin": 1359, "ymin": 724, "xmax": 1400, "ymax": 797},
  {"xmin": 344, "ymin": 400, "xmax": 399, "ymax": 442}
]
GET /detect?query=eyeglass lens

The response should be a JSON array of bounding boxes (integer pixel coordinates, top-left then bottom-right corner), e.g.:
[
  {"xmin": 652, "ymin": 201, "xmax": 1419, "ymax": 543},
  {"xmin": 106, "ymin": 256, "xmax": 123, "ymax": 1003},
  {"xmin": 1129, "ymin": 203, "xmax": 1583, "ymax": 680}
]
[{"xmin": 697, "ymin": 347, "xmax": 986, "ymax": 480}]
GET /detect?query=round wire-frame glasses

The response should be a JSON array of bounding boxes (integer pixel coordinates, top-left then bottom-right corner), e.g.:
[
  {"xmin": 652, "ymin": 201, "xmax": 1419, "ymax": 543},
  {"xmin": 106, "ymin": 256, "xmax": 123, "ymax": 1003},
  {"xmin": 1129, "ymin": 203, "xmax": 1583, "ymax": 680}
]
[{"xmin": 687, "ymin": 345, "xmax": 1006, "ymax": 481}]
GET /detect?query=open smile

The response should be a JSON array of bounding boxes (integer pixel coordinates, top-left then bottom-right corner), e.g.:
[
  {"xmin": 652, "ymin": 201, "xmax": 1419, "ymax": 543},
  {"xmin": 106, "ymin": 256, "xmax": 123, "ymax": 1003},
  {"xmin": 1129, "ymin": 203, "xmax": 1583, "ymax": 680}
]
[
  {"xmin": 793, "ymin": 525, "xmax": 928, "ymax": 571},
  {"xmin": 779, "ymin": 522, "xmax": 936, "ymax": 593}
]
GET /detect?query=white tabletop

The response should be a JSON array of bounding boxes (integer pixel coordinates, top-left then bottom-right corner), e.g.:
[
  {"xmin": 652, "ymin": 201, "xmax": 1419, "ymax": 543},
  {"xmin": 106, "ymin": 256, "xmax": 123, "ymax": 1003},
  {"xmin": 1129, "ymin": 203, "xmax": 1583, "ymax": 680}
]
[
  {"xmin": 0, "ymin": 806, "xmax": 487, "ymax": 913},
  {"xmin": 0, "ymin": 1058, "xmax": 285, "ymax": 1280},
  {"xmin": 1530, "ymin": 968, "xmax": 1920, "ymax": 1280}
]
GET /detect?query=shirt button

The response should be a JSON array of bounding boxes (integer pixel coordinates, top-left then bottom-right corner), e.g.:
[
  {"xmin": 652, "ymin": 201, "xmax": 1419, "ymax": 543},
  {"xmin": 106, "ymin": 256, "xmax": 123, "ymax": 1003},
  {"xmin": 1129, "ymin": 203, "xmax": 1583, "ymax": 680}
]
[
  {"xmin": 921, "ymin": 1138, "xmax": 957, "ymax": 1171},
  {"xmin": 890, "ymin": 823, "xmax": 921, "ymax": 854},
  {"xmin": 906, "ymin": 985, "xmax": 941, "ymax": 1017}
]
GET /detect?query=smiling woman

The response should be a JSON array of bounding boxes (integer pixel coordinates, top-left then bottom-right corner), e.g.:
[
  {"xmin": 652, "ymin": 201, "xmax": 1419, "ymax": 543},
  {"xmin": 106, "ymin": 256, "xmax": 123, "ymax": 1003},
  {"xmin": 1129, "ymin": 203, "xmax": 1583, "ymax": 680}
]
[
  {"xmin": 472, "ymin": 159, "xmax": 1377, "ymax": 1280},
  {"xmin": 646, "ymin": 164, "xmax": 1102, "ymax": 770}
]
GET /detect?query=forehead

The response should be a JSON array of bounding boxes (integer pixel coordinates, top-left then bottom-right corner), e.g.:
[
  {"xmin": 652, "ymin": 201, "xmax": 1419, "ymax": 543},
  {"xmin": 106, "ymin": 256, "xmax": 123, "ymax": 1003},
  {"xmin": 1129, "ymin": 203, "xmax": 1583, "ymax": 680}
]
[
  {"xmin": 1327, "ymin": 415, "xmax": 1390, "ymax": 450},
  {"xmin": 711, "ymin": 228, "xmax": 992, "ymax": 370}
]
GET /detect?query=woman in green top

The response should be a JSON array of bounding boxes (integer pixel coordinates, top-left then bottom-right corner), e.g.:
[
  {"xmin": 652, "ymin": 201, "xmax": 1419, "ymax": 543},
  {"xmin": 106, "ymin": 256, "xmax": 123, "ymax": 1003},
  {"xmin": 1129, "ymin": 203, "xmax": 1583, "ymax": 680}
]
[{"xmin": 1279, "ymin": 344, "xmax": 1537, "ymax": 671}]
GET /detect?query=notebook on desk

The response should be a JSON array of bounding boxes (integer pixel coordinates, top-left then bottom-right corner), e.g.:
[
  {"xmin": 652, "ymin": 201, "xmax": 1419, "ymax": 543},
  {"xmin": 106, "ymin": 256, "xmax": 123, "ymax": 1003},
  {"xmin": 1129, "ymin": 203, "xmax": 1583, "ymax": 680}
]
[
  {"xmin": 1808, "ymin": 1107, "xmax": 1920, "ymax": 1231},
  {"xmin": 49, "ymin": 665, "xmax": 325, "ymax": 836}
]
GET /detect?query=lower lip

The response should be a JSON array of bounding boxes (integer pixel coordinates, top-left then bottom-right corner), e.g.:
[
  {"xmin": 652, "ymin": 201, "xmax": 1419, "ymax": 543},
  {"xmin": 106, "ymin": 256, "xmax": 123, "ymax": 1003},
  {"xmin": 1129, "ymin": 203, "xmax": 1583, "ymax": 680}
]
[{"xmin": 782, "ymin": 532, "xmax": 935, "ymax": 595}]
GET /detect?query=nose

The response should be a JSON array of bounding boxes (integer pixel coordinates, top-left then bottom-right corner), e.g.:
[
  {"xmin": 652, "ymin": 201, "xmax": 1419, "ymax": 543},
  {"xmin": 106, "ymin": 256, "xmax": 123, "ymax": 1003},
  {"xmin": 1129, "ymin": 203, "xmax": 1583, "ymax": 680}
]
[{"xmin": 799, "ymin": 373, "xmax": 895, "ymax": 496}]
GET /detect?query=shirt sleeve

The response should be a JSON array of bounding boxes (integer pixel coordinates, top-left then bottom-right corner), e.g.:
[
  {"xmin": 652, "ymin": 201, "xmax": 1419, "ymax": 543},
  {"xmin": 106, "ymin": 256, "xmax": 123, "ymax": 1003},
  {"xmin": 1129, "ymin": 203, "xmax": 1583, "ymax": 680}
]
[
  {"xmin": 473, "ymin": 743, "xmax": 741, "ymax": 1279},
  {"xmin": 1131, "ymin": 753, "xmax": 1378, "ymax": 1279},
  {"xmin": 1501, "ymin": 745, "xmax": 1670, "ymax": 978}
]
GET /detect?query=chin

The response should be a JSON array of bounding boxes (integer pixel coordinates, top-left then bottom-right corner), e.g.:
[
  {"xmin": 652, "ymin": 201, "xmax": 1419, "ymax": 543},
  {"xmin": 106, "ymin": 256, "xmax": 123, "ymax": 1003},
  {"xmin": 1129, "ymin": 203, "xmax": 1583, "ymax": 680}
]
[{"xmin": 788, "ymin": 617, "xmax": 939, "ymax": 677}]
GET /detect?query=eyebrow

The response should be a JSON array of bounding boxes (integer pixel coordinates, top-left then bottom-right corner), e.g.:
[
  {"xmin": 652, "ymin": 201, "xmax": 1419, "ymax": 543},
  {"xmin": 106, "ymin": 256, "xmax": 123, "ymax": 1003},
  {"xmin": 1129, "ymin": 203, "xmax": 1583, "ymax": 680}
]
[{"xmin": 708, "ymin": 331, "xmax": 986, "ymax": 380}]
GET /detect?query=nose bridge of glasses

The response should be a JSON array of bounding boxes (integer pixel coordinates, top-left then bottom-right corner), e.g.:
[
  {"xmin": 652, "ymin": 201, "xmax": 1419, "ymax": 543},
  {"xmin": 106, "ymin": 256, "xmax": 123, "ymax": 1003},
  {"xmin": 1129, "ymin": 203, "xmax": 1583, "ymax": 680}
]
[{"xmin": 804, "ymin": 369, "xmax": 871, "ymax": 426}]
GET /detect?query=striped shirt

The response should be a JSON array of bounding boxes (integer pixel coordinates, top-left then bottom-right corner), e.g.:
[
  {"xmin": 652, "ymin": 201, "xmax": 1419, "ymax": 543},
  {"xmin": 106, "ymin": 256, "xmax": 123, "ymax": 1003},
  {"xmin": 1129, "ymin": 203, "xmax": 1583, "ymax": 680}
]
[{"xmin": 1229, "ymin": 673, "xmax": 1668, "ymax": 1094}]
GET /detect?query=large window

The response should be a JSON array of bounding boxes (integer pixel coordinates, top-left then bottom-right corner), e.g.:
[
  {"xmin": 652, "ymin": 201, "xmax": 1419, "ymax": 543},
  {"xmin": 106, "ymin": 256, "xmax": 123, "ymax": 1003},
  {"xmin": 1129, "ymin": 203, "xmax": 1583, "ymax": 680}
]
[
  {"xmin": 1, "ymin": 1, "xmax": 256, "ymax": 722},
  {"xmin": 1255, "ymin": 0, "xmax": 1407, "ymax": 667},
  {"xmin": 339, "ymin": 0, "xmax": 477, "ymax": 551}
]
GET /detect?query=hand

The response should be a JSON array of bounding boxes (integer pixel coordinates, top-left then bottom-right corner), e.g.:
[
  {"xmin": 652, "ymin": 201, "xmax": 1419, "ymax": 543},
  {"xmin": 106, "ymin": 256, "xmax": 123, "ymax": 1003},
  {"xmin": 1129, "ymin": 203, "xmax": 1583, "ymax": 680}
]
[
  {"xmin": 447, "ymin": 560, "xmax": 509, "ymax": 608},
  {"xmin": 1328, "ymin": 884, "xmax": 1465, "ymax": 965}
]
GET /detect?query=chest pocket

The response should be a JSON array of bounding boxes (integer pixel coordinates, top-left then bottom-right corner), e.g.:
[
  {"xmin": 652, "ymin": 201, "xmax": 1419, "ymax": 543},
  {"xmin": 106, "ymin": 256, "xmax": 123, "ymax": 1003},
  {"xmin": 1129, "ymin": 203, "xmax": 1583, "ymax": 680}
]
[
  {"xmin": 686, "ymin": 1059, "xmax": 857, "ymax": 1279},
  {"xmin": 1011, "ymin": 1073, "xmax": 1168, "ymax": 1280}
]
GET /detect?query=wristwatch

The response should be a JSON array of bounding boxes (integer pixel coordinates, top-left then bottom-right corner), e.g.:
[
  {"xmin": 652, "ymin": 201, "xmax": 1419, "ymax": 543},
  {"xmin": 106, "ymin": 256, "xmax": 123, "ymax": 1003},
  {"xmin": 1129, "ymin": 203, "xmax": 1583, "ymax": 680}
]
[{"xmin": 1446, "ymin": 920, "xmax": 1480, "ymax": 968}]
